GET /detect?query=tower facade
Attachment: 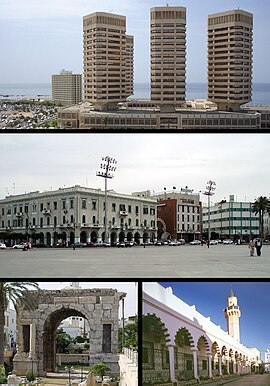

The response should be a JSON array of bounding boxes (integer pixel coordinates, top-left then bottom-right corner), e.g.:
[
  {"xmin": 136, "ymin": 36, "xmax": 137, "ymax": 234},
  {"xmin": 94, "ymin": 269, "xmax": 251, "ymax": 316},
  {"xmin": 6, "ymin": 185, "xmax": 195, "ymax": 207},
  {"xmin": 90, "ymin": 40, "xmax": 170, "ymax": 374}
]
[
  {"xmin": 224, "ymin": 288, "xmax": 241, "ymax": 342},
  {"xmin": 52, "ymin": 70, "xmax": 82, "ymax": 106},
  {"xmin": 208, "ymin": 9, "xmax": 253, "ymax": 111},
  {"xmin": 83, "ymin": 12, "xmax": 133, "ymax": 110},
  {"xmin": 150, "ymin": 6, "xmax": 186, "ymax": 112},
  {"xmin": 126, "ymin": 35, "xmax": 134, "ymax": 97}
]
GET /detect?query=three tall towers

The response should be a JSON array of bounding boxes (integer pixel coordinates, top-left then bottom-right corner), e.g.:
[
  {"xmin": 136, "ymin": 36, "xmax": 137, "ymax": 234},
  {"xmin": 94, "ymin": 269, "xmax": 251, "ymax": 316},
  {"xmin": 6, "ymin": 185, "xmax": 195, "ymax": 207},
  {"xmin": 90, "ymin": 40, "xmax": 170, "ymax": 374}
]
[{"xmin": 83, "ymin": 7, "xmax": 253, "ymax": 112}]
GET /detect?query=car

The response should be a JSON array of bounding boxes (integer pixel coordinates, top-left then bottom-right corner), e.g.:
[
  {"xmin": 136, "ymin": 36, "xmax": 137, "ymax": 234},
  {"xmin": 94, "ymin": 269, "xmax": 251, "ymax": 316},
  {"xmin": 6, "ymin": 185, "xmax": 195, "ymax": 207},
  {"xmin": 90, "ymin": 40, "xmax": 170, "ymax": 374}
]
[
  {"xmin": 0, "ymin": 243, "xmax": 7, "ymax": 249},
  {"xmin": 125, "ymin": 241, "xmax": 134, "ymax": 247},
  {"xmin": 169, "ymin": 240, "xmax": 178, "ymax": 246},
  {"xmin": 96, "ymin": 241, "xmax": 111, "ymax": 247},
  {"xmin": 71, "ymin": 242, "xmax": 87, "ymax": 248},
  {"xmin": 117, "ymin": 241, "xmax": 126, "ymax": 248},
  {"xmin": 13, "ymin": 242, "xmax": 27, "ymax": 249},
  {"xmin": 154, "ymin": 241, "xmax": 162, "ymax": 246},
  {"xmin": 189, "ymin": 240, "xmax": 201, "ymax": 245},
  {"xmin": 223, "ymin": 239, "xmax": 233, "ymax": 244},
  {"xmin": 210, "ymin": 240, "xmax": 218, "ymax": 245}
]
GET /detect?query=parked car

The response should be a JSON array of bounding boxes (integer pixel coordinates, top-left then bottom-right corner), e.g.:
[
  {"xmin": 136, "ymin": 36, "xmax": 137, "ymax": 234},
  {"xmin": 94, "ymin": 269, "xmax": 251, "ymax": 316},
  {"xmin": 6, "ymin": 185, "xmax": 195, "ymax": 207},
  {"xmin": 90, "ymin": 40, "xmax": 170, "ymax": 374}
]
[
  {"xmin": 117, "ymin": 241, "xmax": 126, "ymax": 248},
  {"xmin": 154, "ymin": 241, "xmax": 162, "ymax": 246},
  {"xmin": 169, "ymin": 240, "xmax": 178, "ymax": 246},
  {"xmin": 210, "ymin": 240, "xmax": 219, "ymax": 245},
  {"xmin": 0, "ymin": 243, "xmax": 7, "ymax": 249},
  {"xmin": 125, "ymin": 241, "xmax": 134, "ymax": 247},
  {"xmin": 13, "ymin": 242, "xmax": 27, "ymax": 249},
  {"xmin": 223, "ymin": 239, "xmax": 233, "ymax": 244},
  {"xmin": 96, "ymin": 241, "xmax": 111, "ymax": 247},
  {"xmin": 189, "ymin": 240, "xmax": 201, "ymax": 245},
  {"xmin": 71, "ymin": 242, "xmax": 87, "ymax": 248}
]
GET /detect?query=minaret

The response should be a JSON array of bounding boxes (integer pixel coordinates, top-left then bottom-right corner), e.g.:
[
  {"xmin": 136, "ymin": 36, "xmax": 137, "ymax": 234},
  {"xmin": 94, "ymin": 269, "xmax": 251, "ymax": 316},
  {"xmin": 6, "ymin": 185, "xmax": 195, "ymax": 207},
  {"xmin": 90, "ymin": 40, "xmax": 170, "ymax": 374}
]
[{"xmin": 224, "ymin": 288, "xmax": 241, "ymax": 342}]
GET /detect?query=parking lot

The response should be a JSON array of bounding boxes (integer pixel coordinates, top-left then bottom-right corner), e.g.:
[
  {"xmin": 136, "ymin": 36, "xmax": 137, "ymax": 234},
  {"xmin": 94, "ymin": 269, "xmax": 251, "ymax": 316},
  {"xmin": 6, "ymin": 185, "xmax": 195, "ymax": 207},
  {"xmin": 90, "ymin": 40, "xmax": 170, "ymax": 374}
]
[{"xmin": 1, "ymin": 244, "xmax": 270, "ymax": 278}]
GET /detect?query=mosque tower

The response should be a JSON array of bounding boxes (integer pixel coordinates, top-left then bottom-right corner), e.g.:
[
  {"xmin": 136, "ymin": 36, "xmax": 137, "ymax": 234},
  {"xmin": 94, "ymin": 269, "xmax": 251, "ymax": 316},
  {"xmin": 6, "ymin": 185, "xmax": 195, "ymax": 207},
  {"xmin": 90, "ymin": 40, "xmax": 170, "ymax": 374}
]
[{"xmin": 224, "ymin": 288, "xmax": 241, "ymax": 342}]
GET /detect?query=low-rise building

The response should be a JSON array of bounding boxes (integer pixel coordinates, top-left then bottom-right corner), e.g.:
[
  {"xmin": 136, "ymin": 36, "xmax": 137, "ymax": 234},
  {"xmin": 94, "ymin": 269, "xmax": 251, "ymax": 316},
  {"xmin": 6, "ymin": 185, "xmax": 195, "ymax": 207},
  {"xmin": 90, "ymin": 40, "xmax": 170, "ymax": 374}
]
[
  {"xmin": 202, "ymin": 195, "xmax": 259, "ymax": 241},
  {"xmin": 0, "ymin": 185, "xmax": 158, "ymax": 246},
  {"xmin": 265, "ymin": 349, "xmax": 270, "ymax": 372},
  {"xmin": 4, "ymin": 306, "xmax": 16, "ymax": 350},
  {"xmin": 154, "ymin": 188, "xmax": 201, "ymax": 242},
  {"xmin": 143, "ymin": 282, "xmax": 261, "ymax": 384}
]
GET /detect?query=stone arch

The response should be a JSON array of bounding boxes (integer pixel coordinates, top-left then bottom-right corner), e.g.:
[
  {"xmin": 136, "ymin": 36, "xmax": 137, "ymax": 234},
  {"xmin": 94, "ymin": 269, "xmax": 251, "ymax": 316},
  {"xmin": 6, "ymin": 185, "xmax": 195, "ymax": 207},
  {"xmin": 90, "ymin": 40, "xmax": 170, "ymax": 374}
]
[
  {"xmin": 90, "ymin": 231, "xmax": 97, "ymax": 243},
  {"xmin": 134, "ymin": 232, "xmax": 140, "ymax": 245},
  {"xmin": 174, "ymin": 327, "xmax": 195, "ymax": 349},
  {"xmin": 143, "ymin": 232, "xmax": 149, "ymax": 243},
  {"xmin": 142, "ymin": 313, "xmax": 170, "ymax": 343},
  {"xmin": 69, "ymin": 231, "xmax": 75, "ymax": 245},
  {"xmin": 13, "ymin": 288, "xmax": 121, "ymax": 377},
  {"xmin": 42, "ymin": 306, "xmax": 90, "ymax": 372},
  {"xmin": 221, "ymin": 345, "xmax": 229, "ymax": 375},
  {"xmin": 119, "ymin": 231, "xmax": 125, "ymax": 242},
  {"xmin": 110, "ymin": 231, "xmax": 117, "ymax": 244},
  {"xmin": 197, "ymin": 335, "xmax": 211, "ymax": 379},
  {"xmin": 126, "ymin": 232, "xmax": 133, "ymax": 242},
  {"xmin": 80, "ymin": 231, "xmax": 87, "ymax": 243},
  {"xmin": 212, "ymin": 342, "xmax": 220, "ymax": 377},
  {"xmin": 45, "ymin": 232, "xmax": 51, "ymax": 246}
]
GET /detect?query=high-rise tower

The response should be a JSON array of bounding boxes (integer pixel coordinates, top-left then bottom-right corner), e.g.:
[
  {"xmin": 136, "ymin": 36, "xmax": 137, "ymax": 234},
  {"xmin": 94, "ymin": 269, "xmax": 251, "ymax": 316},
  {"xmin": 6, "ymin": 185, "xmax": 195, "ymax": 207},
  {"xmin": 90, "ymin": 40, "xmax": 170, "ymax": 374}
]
[
  {"xmin": 83, "ymin": 12, "xmax": 134, "ymax": 110},
  {"xmin": 224, "ymin": 288, "xmax": 241, "ymax": 342},
  {"xmin": 208, "ymin": 9, "xmax": 253, "ymax": 111},
  {"xmin": 150, "ymin": 6, "xmax": 186, "ymax": 112}
]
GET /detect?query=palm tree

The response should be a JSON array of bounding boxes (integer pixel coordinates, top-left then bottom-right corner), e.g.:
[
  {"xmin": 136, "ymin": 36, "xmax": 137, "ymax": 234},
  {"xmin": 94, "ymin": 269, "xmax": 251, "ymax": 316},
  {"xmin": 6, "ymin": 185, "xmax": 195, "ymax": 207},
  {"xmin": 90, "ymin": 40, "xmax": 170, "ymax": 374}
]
[
  {"xmin": 0, "ymin": 282, "xmax": 39, "ymax": 367},
  {"xmin": 252, "ymin": 196, "xmax": 270, "ymax": 239}
]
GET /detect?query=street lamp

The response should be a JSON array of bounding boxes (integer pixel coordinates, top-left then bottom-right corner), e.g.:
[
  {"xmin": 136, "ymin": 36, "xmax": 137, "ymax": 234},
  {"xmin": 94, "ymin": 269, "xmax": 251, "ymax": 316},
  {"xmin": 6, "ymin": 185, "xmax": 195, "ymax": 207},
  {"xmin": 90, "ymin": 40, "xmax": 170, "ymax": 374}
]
[
  {"xmin": 203, "ymin": 180, "xmax": 216, "ymax": 244},
  {"xmin": 96, "ymin": 156, "xmax": 117, "ymax": 244}
]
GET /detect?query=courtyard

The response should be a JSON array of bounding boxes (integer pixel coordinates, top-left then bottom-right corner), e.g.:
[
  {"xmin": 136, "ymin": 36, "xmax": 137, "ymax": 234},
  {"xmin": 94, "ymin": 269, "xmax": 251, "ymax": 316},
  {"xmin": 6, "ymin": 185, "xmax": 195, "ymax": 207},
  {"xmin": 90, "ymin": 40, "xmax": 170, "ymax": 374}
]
[{"xmin": 1, "ymin": 244, "xmax": 270, "ymax": 278}]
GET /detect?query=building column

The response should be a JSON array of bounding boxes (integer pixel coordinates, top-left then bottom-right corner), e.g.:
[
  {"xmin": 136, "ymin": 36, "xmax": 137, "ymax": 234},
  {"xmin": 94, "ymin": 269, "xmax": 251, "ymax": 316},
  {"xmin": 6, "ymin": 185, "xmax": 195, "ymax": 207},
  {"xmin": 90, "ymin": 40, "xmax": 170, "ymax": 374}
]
[
  {"xmin": 208, "ymin": 354, "xmax": 212, "ymax": 378},
  {"xmin": 227, "ymin": 359, "xmax": 230, "ymax": 374},
  {"xmin": 192, "ymin": 349, "xmax": 198, "ymax": 380},
  {"xmin": 218, "ymin": 355, "xmax": 222, "ymax": 376},
  {"xmin": 168, "ymin": 345, "xmax": 176, "ymax": 382},
  {"xmin": 28, "ymin": 323, "xmax": 36, "ymax": 360},
  {"xmin": 233, "ymin": 361, "xmax": 236, "ymax": 374}
]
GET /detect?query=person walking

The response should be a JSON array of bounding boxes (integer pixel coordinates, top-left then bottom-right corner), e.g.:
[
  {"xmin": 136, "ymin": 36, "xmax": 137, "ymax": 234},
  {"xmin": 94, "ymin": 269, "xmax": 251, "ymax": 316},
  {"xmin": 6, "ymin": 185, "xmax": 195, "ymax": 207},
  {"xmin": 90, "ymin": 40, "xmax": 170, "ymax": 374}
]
[
  {"xmin": 248, "ymin": 239, "xmax": 255, "ymax": 256},
  {"xmin": 255, "ymin": 238, "xmax": 262, "ymax": 256}
]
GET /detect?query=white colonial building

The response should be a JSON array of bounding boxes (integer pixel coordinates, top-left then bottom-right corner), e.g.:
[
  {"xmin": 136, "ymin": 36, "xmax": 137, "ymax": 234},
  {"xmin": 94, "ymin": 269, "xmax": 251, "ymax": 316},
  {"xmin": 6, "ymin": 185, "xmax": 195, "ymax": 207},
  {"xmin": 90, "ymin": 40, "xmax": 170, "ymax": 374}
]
[
  {"xmin": 143, "ymin": 282, "xmax": 261, "ymax": 384},
  {"xmin": 0, "ymin": 185, "xmax": 158, "ymax": 246},
  {"xmin": 4, "ymin": 306, "xmax": 16, "ymax": 350}
]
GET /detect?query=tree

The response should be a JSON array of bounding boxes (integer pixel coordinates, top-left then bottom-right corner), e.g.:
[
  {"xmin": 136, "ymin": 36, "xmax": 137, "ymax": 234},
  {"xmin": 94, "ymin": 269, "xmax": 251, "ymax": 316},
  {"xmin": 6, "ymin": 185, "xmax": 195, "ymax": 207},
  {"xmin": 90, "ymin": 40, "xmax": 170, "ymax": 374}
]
[
  {"xmin": 118, "ymin": 315, "xmax": 138, "ymax": 351},
  {"xmin": 0, "ymin": 282, "xmax": 39, "ymax": 367},
  {"xmin": 91, "ymin": 363, "xmax": 111, "ymax": 377},
  {"xmin": 56, "ymin": 328, "xmax": 73, "ymax": 353},
  {"xmin": 252, "ymin": 196, "xmax": 270, "ymax": 239}
]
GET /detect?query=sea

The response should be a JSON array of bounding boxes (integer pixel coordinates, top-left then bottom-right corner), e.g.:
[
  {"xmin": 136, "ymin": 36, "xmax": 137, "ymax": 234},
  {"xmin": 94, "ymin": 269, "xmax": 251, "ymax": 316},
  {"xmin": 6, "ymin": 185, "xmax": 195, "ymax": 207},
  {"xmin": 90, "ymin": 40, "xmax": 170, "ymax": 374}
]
[{"xmin": 0, "ymin": 82, "xmax": 270, "ymax": 106}]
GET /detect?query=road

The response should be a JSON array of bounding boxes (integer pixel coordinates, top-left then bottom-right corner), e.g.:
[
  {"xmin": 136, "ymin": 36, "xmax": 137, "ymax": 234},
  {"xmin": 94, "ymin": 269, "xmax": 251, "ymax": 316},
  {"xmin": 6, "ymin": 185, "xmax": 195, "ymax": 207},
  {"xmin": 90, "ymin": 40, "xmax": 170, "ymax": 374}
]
[
  {"xmin": 1, "ymin": 244, "xmax": 270, "ymax": 278},
  {"xmin": 216, "ymin": 374, "xmax": 270, "ymax": 385}
]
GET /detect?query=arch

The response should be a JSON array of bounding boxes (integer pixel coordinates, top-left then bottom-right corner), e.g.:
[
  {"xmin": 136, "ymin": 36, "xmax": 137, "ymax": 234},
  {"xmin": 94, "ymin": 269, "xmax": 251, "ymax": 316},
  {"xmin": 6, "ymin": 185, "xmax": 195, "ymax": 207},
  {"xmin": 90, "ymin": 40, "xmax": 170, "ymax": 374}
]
[
  {"xmin": 221, "ymin": 345, "xmax": 229, "ymax": 375},
  {"xmin": 150, "ymin": 232, "xmax": 155, "ymax": 242},
  {"xmin": 142, "ymin": 313, "xmax": 170, "ymax": 343},
  {"xmin": 174, "ymin": 327, "xmax": 195, "ymax": 381},
  {"xmin": 43, "ymin": 307, "xmax": 89, "ymax": 372},
  {"xmin": 126, "ymin": 232, "xmax": 133, "ymax": 242},
  {"xmin": 69, "ymin": 231, "xmax": 75, "ymax": 245},
  {"xmin": 197, "ymin": 335, "xmax": 211, "ymax": 379},
  {"xmin": 119, "ymin": 231, "xmax": 125, "ymax": 242},
  {"xmin": 45, "ymin": 232, "xmax": 51, "ymax": 246},
  {"xmin": 212, "ymin": 342, "xmax": 220, "ymax": 377},
  {"xmin": 80, "ymin": 231, "xmax": 87, "ymax": 243},
  {"xmin": 90, "ymin": 231, "xmax": 97, "ymax": 243},
  {"xmin": 143, "ymin": 232, "xmax": 149, "ymax": 243},
  {"xmin": 134, "ymin": 232, "xmax": 140, "ymax": 245},
  {"xmin": 110, "ymin": 231, "xmax": 117, "ymax": 245}
]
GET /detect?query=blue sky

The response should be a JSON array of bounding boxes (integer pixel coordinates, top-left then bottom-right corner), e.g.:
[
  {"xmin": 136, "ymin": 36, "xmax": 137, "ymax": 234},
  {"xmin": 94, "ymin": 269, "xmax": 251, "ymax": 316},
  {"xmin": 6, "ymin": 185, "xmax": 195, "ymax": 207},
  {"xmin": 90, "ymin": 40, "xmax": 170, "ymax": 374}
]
[
  {"xmin": 159, "ymin": 281, "xmax": 270, "ymax": 360},
  {"xmin": 0, "ymin": 0, "xmax": 269, "ymax": 84}
]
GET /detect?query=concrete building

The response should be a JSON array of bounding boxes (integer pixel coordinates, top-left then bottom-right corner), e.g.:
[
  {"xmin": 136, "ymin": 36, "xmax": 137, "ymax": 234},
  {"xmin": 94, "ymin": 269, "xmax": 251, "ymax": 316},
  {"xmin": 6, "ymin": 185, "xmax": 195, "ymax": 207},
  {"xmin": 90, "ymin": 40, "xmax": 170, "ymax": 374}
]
[
  {"xmin": 143, "ymin": 282, "xmax": 261, "ymax": 384},
  {"xmin": 52, "ymin": 70, "xmax": 82, "ymax": 106},
  {"xmin": 126, "ymin": 35, "xmax": 134, "ymax": 97},
  {"xmin": 202, "ymin": 195, "xmax": 259, "ymax": 242},
  {"xmin": 57, "ymin": 102, "xmax": 261, "ymax": 129},
  {"xmin": 4, "ymin": 306, "xmax": 16, "ymax": 350},
  {"xmin": 154, "ymin": 188, "xmax": 201, "ymax": 242},
  {"xmin": 208, "ymin": 9, "xmax": 253, "ymax": 111},
  {"xmin": 150, "ymin": 6, "xmax": 186, "ymax": 111},
  {"xmin": 265, "ymin": 349, "xmax": 270, "ymax": 372},
  {"xmin": 0, "ymin": 185, "xmax": 157, "ymax": 246},
  {"xmin": 83, "ymin": 11, "xmax": 134, "ymax": 110}
]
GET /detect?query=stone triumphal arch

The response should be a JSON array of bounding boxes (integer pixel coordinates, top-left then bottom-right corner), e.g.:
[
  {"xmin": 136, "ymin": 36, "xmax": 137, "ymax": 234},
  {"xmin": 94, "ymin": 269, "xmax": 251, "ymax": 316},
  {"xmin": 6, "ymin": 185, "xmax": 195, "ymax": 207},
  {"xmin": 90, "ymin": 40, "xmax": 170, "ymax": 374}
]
[{"xmin": 13, "ymin": 287, "xmax": 122, "ymax": 376}]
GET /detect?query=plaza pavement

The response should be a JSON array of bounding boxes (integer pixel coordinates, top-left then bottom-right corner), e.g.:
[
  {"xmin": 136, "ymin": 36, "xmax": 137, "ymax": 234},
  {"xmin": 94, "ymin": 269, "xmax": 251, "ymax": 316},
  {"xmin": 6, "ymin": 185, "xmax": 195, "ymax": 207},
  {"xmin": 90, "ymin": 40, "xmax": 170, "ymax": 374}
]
[
  {"xmin": 1, "ymin": 244, "xmax": 270, "ymax": 278},
  {"xmin": 206, "ymin": 373, "xmax": 270, "ymax": 385}
]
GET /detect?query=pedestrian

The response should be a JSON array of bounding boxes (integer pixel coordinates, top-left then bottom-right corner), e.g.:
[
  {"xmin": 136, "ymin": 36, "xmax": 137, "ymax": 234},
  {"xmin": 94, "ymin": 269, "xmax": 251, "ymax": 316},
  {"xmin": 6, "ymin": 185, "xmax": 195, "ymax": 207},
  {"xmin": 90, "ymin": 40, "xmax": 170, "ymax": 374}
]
[
  {"xmin": 248, "ymin": 239, "xmax": 255, "ymax": 256},
  {"xmin": 207, "ymin": 239, "xmax": 210, "ymax": 248},
  {"xmin": 201, "ymin": 239, "xmax": 204, "ymax": 246},
  {"xmin": 255, "ymin": 238, "xmax": 262, "ymax": 256}
]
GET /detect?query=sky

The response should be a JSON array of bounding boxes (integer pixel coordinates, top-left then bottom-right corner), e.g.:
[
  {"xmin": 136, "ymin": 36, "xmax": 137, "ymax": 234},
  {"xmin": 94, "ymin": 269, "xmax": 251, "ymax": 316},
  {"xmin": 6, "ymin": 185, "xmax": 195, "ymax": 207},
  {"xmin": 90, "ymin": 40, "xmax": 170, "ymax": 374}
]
[
  {"xmin": 159, "ymin": 281, "xmax": 270, "ymax": 359},
  {"xmin": 0, "ymin": 0, "xmax": 269, "ymax": 84},
  {"xmin": 1, "ymin": 133, "xmax": 270, "ymax": 205},
  {"xmin": 9, "ymin": 281, "xmax": 137, "ymax": 318}
]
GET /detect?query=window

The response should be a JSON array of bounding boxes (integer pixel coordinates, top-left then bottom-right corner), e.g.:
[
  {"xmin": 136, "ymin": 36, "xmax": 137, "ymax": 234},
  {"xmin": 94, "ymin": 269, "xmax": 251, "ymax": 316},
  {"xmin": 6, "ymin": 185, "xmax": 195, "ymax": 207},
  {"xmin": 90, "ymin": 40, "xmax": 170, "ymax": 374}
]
[
  {"xmin": 70, "ymin": 199, "xmax": 74, "ymax": 209},
  {"xmin": 136, "ymin": 219, "xmax": 139, "ymax": 226},
  {"xmin": 40, "ymin": 203, "xmax": 43, "ymax": 211},
  {"xmin": 135, "ymin": 206, "xmax": 139, "ymax": 214},
  {"xmin": 71, "ymin": 215, "xmax": 74, "ymax": 223},
  {"xmin": 102, "ymin": 324, "xmax": 111, "ymax": 353},
  {"xmin": 82, "ymin": 199, "xmax": 87, "ymax": 209},
  {"xmin": 112, "ymin": 217, "xmax": 115, "ymax": 225},
  {"xmin": 54, "ymin": 201, "xmax": 57, "ymax": 210},
  {"xmin": 47, "ymin": 217, "xmax": 50, "ymax": 226},
  {"xmin": 202, "ymin": 360, "xmax": 207, "ymax": 370},
  {"xmin": 63, "ymin": 215, "xmax": 65, "ymax": 224},
  {"xmin": 150, "ymin": 207, "xmax": 155, "ymax": 215},
  {"xmin": 92, "ymin": 200, "xmax": 97, "ymax": 210},
  {"xmin": 14, "ymin": 206, "xmax": 17, "ymax": 214},
  {"xmin": 119, "ymin": 204, "xmax": 126, "ymax": 211},
  {"xmin": 54, "ymin": 216, "xmax": 57, "ymax": 226},
  {"xmin": 24, "ymin": 205, "xmax": 28, "ymax": 213},
  {"xmin": 33, "ymin": 218, "xmax": 36, "ymax": 226},
  {"xmin": 93, "ymin": 215, "xmax": 96, "ymax": 224},
  {"xmin": 40, "ymin": 218, "xmax": 43, "ymax": 228},
  {"xmin": 62, "ymin": 200, "xmax": 66, "ymax": 210},
  {"xmin": 112, "ymin": 203, "xmax": 116, "ymax": 212},
  {"xmin": 32, "ymin": 204, "xmax": 36, "ymax": 212},
  {"xmin": 143, "ymin": 207, "xmax": 149, "ymax": 215},
  {"xmin": 1, "ymin": 208, "xmax": 4, "ymax": 215},
  {"xmin": 82, "ymin": 215, "xmax": 86, "ymax": 223}
]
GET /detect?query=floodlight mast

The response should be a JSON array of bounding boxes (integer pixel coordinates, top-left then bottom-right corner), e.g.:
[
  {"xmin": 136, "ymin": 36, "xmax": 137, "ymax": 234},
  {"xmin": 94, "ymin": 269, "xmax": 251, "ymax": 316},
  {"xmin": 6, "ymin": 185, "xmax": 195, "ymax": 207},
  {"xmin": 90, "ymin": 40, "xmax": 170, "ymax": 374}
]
[
  {"xmin": 96, "ymin": 156, "xmax": 117, "ymax": 244},
  {"xmin": 203, "ymin": 180, "xmax": 216, "ymax": 244}
]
